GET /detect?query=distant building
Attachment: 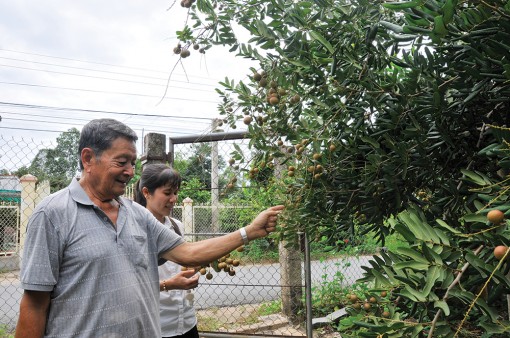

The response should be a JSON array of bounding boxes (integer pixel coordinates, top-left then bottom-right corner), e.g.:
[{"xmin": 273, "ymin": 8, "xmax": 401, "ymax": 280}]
[{"xmin": 0, "ymin": 175, "xmax": 21, "ymax": 203}]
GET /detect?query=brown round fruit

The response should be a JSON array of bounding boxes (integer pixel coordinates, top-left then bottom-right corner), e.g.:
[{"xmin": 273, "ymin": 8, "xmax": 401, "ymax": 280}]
[
  {"xmin": 363, "ymin": 302, "xmax": 371, "ymax": 311},
  {"xmin": 494, "ymin": 245, "xmax": 509, "ymax": 260},
  {"xmin": 382, "ymin": 311, "xmax": 390, "ymax": 318},
  {"xmin": 380, "ymin": 291, "xmax": 387, "ymax": 297},
  {"xmin": 349, "ymin": 294, "xmax": 358, "ymax": 303},
  {"xmin": 232, "ymin": 259, "xmax": 240, "ymax": 267},
  {"xmin": 199, "ymin": 268, "xmax": 207, "ymax": 275},
  {"xmin": 180, "ymin": 49, "xmax": 191, "ymax": 58},
  {"xmin": 369, "ymin": 296, "xmax": 377, "ymax": 304},
  {"xmin": 259, "ymin": 78, "xmax": 268, "ymax": 88},
  {"xmin": 352, "ymin": 303, "xmax": 361, "ymax": 310},
  {"xmin": 243, "ymin": 116, "xmax": 253, "ymax": 125},
  {"xmin": 253, "ymin": 73, "xmax": 262, "ymax": 81},
  {"xmin": 236, "ymin": 246, "xmax": 244, "ymax": 252},
  {"xmin": 206, "ymin": 273, "xmax": 213, "ymax": 280},
  {"xmin": 269, "ymin": 96, "xmax": 279, "ymax": 105},
  {"xmin": 228, "ymin": 158, "xmax": 235, "ymax": 165},
  {"xmin": 312, "ymin": 153, "xmax": 322, "ymax": 161},
  {"xmin": 487, "ymin": 210, "xmax": 505, "ymax": 224}
]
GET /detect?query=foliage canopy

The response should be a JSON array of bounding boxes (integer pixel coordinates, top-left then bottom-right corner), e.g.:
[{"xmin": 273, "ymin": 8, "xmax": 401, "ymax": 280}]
[{"xmin": 176, "ymin": 0, "xmax": 510, "ymax": 336}]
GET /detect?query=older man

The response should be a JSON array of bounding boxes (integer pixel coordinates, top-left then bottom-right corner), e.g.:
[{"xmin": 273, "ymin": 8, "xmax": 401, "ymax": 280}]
[{"xmin": 15, "ymin": 118, "xmax": 283, "ymax": 338}]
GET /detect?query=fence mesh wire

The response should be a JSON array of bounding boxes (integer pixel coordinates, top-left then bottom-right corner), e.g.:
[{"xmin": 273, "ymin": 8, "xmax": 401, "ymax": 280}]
[{"xmin": 0, "ymin": 133, "xmax": 373, "ymax": 336}]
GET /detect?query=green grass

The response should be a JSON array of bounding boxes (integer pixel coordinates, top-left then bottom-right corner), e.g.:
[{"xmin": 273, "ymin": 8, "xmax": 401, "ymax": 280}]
[
  {"xmin": 197, "ymin": 308, "xmax": 223, "ymax": 332},
  {"xmin": 256, "ymin": 300, "xmax": 282, "ymax": 316},
  {"xmin": 0, "ymin": 325, "xmax": 14, "ymax": 338}
]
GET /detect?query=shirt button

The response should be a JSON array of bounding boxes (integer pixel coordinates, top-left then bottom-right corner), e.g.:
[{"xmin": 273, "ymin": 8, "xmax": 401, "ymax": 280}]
[{"xmin": 104, "ymin": 217, "xmax": 108, "ymax": 221}]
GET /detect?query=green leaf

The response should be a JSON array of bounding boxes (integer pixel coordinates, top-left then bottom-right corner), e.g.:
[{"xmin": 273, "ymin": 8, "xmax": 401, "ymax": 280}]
[
  {"xmin": 460, "ymin": 169, "xmax": 490, "ymax": 186},
  {"xmin": 395, "ymin": 223, "xmax": 417, "ymax": 242},
  {"xmin": 284, "ymin": 58, "xmax": 310, "ymax": 69},
  {"xmin": 383, "ymin": 0, "xmax": 421, "ymax": 10},
  {"xmin": 379, "ymin": 20, "xmax": 404, "ymax": 33},
  {"xmin": 434, "ymin": 300, "xmax": 450, "ymax": 316},
  {"xmin": 422, "ymin": 265, "xmax": 441, "ymax": 294},
  {"xmin": 442, "ymin": 0, "xmax": 456, "ymax": 24},
  {"xmin": 435, "ymin": 219, "xmax": 461, "ymax": 234},
  {"xmin": 360, "ymin": 136, "xmax": 380, "ymax": 149},
  {"xmin": 309, "ymin": 30, "xmax": 334, "ymax": 54},
  {"xmin": 255, "ymin": 20, "xmax": 275, "ymax": 40},
  {"xmin": 396, "ymin": 247, "xmax": 429, "ymax": 264},
  {"xmin": 401, "ymin": 286, "xmax": 427, "ymax": 302},
  {"xmin": 372, "ymin": 269, "xmax": 392, "ymax": 287},
  {"xmin": 433, "ymin": 16, "xmax": 448, "ymax": 36},
  {"xmin": 461, "ymin": 213, "xmax": 487, "ymax": 223},
  {"xmin": 480, "ymin": 321, "xmax": 510, "ymax": 334},
  {"xmin": 394, "ymin": 261, "xmax": 430, "ymax": 271}
]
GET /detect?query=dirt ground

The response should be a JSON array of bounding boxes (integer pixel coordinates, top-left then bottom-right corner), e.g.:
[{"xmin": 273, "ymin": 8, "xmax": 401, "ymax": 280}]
[{"xmin": 196, "ymin": 304, "xmax": 342, "ymax": 337}]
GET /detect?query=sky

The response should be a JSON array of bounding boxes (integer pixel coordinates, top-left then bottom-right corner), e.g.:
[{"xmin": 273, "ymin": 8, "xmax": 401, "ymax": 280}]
[{"xmin": 0, "ymin": 0, "xmax": 256, "ymax": 154}]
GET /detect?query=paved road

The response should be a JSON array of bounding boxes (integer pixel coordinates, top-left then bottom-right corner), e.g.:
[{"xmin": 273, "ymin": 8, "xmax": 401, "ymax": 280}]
[{"xmin": 0, "ymin": 256, "xmax": 372, "ymax": 330}]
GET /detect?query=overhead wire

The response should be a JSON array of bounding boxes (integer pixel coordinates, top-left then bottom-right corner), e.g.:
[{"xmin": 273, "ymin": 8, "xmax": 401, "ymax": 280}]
[
  {"xmin": 0, "ymin": 48, "xmax": 220, "ymax": 81},
  {"xmin": 0, "ymin": 101, "xmax": 215, "ymax": 120},
  {"xmin": 0, "ymin": 49, "xmax": 241, "ymax": 137},
  {"xmin": 0, "ymin": 81, "xmax": 219, "ymax": 103},
  {"xmin": 0, "ymin": 63, "xmax": 217, "ymax": 90}
]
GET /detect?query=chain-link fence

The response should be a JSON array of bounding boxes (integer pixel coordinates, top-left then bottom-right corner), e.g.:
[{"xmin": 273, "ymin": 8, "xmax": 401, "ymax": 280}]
[{"xmin": 0, "ymin": 132, "xmax": 373, "ymax": 337}]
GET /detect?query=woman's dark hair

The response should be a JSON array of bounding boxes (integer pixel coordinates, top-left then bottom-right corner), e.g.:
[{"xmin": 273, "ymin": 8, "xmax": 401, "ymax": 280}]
[
  {"xmin": 79, "ymin": 119, "xmax": 138, "ymax": 170},
  {"xmin": 134, "ymin": 164, "xmax": 182, "ymax": 207}
]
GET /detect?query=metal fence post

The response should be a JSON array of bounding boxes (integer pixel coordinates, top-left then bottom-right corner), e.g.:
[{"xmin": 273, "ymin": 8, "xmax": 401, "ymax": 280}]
[{"xmin": 211, "ymin": 119, "xmax": 221, "ymax": 232}]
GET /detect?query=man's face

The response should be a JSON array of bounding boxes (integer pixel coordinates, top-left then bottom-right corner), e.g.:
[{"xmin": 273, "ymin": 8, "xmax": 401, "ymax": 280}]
[{"xmin": 90, "ymin": 137, "xmax": 137, "ymax": 199}]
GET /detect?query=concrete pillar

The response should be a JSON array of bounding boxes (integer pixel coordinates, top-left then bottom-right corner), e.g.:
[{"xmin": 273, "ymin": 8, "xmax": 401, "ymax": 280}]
[
  {"xmin": 19, "ymin": 174, "xmax": 38, "ymax": 260},
  {"xmin": 182, "ymin": 197, "xmax": 194, "ymax": 241},
  {"xmin": 279, "ymin": 240, "xmax": 304, "ymax": 324},
  {"xmin": 36, "ymin": 180, "xmax": 51, "ymax": 205},
  {"xmin": 141, "ymin": 133, "xmax": 167, "ymax": 167},
  {"xmin": 274, "ymin": 148, "xmax": 304, "ymax": 323}
]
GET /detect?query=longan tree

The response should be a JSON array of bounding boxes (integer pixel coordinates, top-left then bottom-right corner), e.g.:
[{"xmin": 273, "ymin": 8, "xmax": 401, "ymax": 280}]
[{"xmin": 174, "ymin": 0, "xmax": 510, "ymax": 336}]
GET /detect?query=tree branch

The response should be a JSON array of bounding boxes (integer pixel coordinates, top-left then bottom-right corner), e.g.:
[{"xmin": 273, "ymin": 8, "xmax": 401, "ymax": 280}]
[{"xmin": 427, "ymin": 245, "xmax": 484, "ymax": 338}]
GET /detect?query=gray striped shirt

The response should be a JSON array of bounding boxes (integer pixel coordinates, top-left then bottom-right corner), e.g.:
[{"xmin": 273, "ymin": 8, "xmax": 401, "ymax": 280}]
[{"xmin": 20, "ymin": 178, "xmax": 184, "ymax": 337}]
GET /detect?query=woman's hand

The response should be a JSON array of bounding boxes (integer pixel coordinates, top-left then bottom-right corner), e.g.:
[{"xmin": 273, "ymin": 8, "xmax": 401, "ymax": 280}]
[{"xmin": 160, "ymin": 269, "xmax": 199, "ymax": 291}]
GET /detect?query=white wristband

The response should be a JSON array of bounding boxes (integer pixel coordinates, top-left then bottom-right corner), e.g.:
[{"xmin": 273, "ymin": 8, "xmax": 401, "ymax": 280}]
[{"xmin": 239, "ymin": 227, "xmax": 249, "ymax": 245}]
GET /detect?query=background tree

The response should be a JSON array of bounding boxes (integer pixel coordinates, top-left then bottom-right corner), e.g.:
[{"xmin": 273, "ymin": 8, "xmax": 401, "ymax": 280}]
[
  {"xmin": 176, "ymin": 0, "xmax": 510, "ymax": 336},
  {"xmin": 17, "ymin": 128, "xmax": 80, "ymax": 192},
  {"xmin": 175, "ymin": 143, "xmax": 233, "ymax": 203}
]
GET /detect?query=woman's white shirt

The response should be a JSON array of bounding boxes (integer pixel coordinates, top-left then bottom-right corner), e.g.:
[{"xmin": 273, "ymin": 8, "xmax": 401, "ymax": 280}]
[{"xmin": 159, "ymin": 216, "xmax": 198, "ymax": 336}]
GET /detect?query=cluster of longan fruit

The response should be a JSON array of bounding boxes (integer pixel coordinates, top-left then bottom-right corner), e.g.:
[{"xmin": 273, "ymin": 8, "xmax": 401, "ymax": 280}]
[
  {"xmin": 251, "ymin": 71, "xmax": 300, "ymax": 107},
  {"xmin": 347, "ymin": 291, "xmax": 391, "ymax": 319},
  {"xmin": 193, "ymin": 246, "xmax": 244, "ymax": 280}
]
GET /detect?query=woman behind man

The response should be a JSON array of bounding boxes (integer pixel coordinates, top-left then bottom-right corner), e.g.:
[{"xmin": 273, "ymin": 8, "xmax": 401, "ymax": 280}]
[{"xmin": 134, "ymin": 164, "xmax": 199, "ymax": 338}]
